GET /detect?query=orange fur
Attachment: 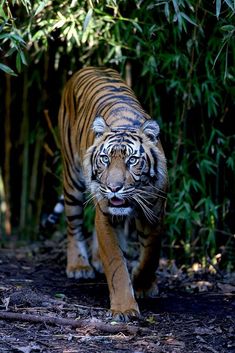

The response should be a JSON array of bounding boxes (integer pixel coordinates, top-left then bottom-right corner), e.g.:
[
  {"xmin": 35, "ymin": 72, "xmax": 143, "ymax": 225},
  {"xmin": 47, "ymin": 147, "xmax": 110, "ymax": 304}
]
[{"xmin": 58, "ymin": 67, "xmax": 168, "ymax": 321}]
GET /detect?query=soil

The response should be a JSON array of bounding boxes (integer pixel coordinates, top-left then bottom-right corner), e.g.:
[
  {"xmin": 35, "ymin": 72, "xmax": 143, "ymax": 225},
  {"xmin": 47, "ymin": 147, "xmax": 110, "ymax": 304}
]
[{"xmin": 0, "ymin": 235, "xmax": 235, "ymax": 353}]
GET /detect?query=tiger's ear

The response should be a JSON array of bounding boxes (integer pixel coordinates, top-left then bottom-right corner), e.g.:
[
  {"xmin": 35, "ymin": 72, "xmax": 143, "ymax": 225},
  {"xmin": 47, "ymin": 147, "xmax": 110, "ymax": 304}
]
[
  {"xmin": 92, "ymin": 116, "xmax": 110, "ymax": 137},
  {"xmin": 141, "ymin": 120, "xmax": 160, "ymax": 142}
]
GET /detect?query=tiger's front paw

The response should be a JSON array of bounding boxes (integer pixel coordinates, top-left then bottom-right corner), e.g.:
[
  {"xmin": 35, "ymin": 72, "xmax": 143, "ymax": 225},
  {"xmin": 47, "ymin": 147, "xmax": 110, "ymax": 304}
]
[
  {"xmin": 108, "ymin": 308, "xmax": 140, "ymax": 322},
  {"xmin": 66, "ymin": 264, "xmax": 95, "ymax": 280}
]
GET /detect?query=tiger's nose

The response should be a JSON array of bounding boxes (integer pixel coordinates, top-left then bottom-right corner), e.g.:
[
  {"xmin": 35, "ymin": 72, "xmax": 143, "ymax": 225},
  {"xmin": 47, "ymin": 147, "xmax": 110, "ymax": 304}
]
[{"xmin": 107, "ymin": 182, "xmax": 123, "ymax": 192}]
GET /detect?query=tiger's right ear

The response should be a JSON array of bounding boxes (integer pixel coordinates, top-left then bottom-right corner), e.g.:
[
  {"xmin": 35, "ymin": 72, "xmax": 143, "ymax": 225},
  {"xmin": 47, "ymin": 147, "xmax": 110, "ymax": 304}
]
[
  {"xmin": 141, "ymin": 120, "xmax": 160, "ymax": 142},
  {"xmin": 92, "ymin": 116, "xmax": 110, "ymax": 137}
]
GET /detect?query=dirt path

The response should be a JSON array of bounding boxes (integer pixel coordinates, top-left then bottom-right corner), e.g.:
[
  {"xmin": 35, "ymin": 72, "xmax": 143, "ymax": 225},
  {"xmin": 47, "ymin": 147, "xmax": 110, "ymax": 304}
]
[{"xmin": 0, "ymin": 240, "xmax": 234, "ymax": 353}]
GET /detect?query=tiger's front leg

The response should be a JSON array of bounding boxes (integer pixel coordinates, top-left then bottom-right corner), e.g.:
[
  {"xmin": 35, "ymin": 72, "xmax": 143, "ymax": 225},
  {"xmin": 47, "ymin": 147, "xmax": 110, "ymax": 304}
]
[
  {"xmin": 132, "ymin": 219, "xmax": 163, "ymax": 298},
  {"xmin": 95, "ymin": 207, "xmax": 140, "ymax": 321},
  {"xmin": 64, "ymin": 180, "xmax": 95, "ymax": 280}
]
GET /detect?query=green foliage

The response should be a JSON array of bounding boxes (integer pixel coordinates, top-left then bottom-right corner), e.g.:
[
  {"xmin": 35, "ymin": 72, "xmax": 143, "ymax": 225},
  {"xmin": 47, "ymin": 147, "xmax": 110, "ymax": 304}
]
[
  {"xmin": 0, "ymin": 0, "xmax": 234, "ymax": 268},
  {"xmin": 0, "ymin": 1, "xmax": 28, "ymax": 74}
]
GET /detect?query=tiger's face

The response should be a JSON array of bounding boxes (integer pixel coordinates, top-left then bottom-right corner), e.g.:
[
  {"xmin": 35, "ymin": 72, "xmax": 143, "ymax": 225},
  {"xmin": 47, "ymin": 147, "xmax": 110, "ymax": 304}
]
[{"xmin": 84, "ymin": 117, "xmax": 167, "ymax": 223}]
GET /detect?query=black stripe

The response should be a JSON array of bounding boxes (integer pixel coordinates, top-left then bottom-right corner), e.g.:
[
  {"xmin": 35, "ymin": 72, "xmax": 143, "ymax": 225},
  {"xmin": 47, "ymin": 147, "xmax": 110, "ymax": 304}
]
[
  {"xmin": 63, "ymin": 189, "xmax": 84, "ymax": 206},
  {"xmin": 67, "ymin": 214, "xmax": 83, "ymax": 222}
]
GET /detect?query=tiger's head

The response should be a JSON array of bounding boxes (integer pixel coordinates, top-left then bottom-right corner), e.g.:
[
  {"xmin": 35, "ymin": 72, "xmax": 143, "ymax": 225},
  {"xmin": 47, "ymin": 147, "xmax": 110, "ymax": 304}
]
[{"xmin": 84, "ymin": 117, "xmax": 167, "ymax": 223}]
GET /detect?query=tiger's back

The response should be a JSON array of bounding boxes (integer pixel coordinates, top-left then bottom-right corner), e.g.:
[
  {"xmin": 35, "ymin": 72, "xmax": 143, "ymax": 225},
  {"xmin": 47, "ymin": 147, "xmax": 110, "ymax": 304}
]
[{"xmin": 58, "ymin": 67, "xmax": 168, "ymax": 321}]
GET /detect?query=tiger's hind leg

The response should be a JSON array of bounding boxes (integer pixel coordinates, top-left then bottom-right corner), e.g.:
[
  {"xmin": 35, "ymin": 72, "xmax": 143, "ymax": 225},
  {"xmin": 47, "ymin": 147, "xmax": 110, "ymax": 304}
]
[
  {"xmin": 132, "ymin": 220, "xmax": 163, "ymax": 298},
  {"xmin": 64, "ymin": 175, "xmax": 95, "ymax": 280}
]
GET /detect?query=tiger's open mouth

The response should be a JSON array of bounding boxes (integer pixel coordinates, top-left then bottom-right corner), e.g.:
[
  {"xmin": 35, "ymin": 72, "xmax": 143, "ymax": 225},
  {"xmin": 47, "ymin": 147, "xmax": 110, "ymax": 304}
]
[{"xmin": 109, "ymin": 197, "xmax": 129, "ymax": 207}]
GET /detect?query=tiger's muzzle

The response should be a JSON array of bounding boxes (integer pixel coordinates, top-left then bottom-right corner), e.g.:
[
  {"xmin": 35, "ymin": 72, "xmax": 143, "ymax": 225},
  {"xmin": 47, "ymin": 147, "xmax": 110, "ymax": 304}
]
[{"xmin": 100, "ymin": 186, "xmax": 134, "ymax": 217}]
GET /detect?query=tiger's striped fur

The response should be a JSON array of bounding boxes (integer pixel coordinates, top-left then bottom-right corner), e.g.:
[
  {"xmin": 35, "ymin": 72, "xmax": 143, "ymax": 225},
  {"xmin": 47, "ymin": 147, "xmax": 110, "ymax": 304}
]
[{"xmin": 59, "ymin": 67, "xmax": 168, "ymax": 321}]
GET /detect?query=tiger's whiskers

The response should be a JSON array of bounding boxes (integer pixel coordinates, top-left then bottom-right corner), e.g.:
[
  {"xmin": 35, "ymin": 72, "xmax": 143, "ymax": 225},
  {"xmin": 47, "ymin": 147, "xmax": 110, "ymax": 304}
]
[{"xmin": 130, "ymin": 194, "xmax": 158, "ymax": 224}]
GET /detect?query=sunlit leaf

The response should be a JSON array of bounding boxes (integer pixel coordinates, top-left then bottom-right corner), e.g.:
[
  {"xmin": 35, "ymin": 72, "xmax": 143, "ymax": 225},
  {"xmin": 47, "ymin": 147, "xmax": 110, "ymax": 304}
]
[
  {"xmin": 34, "ymin": 1, "xmax": 46, "ymax": 16},
  {"xmin": 53, "ymin": 19, "xmax": 66, "ymax": 30},
  {"xmin": 72, "ymin": 28, "xmax": 80, "ymax": 46},
  {"xmin": 83, "ymin": 8, "xmax": 93, "ymax": 32},
  {"xmin": 216, "ymin": 0, "xmax": 221, "ymax": 18},
  {"xmin": 0, "ymin": 7, "xmax": 7, "ymax": 20}
]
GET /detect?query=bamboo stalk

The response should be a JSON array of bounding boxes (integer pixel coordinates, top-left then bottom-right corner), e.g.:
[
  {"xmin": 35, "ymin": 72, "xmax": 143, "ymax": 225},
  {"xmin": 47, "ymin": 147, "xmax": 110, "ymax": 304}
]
[
  {"xmin": 125, "ymin": 61, "xmax": 132, "ymax": 88},
  {"xmin": 19, "ymin": 70, "xmax": 29, "ymax": 230},
  {"xmin": 43, "ymin": 109, "xmax": 60, "ymax": 149},
  {"xmin": 36, "ymin": 152, "xmax": 47, "ymax": 227},
  {"xmin": 4, "ymin": 73, "xmax": 12, "ymax": 235},
  {"xmin": 28, "ymin": 130, "xmax": 44, "ymax": 225}
]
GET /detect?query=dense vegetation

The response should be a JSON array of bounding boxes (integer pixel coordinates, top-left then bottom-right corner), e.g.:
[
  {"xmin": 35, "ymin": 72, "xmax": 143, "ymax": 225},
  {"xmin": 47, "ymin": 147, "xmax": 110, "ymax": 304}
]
[{"xmin": 0, "ymin": 0, "xmax": 234, "ymax": 269}]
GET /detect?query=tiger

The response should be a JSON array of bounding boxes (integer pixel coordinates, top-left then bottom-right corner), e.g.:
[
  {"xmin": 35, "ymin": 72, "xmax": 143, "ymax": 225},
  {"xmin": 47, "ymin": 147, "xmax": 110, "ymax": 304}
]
[{"xmin": 58, "ymin": 66, "xmax": 168, "ymax": 321}]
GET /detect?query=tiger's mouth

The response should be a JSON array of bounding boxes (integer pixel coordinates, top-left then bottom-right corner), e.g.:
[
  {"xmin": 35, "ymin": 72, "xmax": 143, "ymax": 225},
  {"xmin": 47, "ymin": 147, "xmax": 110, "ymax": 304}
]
[
  {"xmin": 109, "ymin": 197, "xmax": 129, "ymax": 208},
  {"xmin": 106, "ymin": 196, "xmax": 133, "ymax": 216}
]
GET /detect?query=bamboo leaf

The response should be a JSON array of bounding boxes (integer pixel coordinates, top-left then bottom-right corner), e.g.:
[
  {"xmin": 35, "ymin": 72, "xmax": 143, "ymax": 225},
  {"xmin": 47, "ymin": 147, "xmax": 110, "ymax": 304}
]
[
  {"xmin": 72, "ymin": 28, "xmax": 80, "ymax": 46},
  {"xmin": 19, "ymin": 50, "xmax": 27, "ymax": 66},
  {"xmin": 16, "ymin": 52, "xmax": 22, "ymax": 72},
  {"xmin": 83, "ymin": 8, "xmax": 93, "ymax": 32},
  {"xmin": 216, "ymin": 0, "xmax": 221, "ymax": 18},
  {"xmin": 164, "ymin": 2, "xmax": 170, "ymax": 22},
  {"xmin": 34, "ymin": 1, "xmax": 46, "ymax": 16},
  {"xmin": 180, "ymin": 12, "xmax": 197, "ymax": 27},
  {"xmin": 221, "ymin": 25, "xmax": 235, "ymax": 31},
  {"xmin": 0, "ymin": 7, "xmax": 7, "ymax": 20},
  {"xmin": 224, "ymin": 0, "xmax": 235, "ymax": 11},
  {"xmin": 176, "ymin": 12, "xmax": 183, "ymax": 31},
  {"xmin": 132, "ymin": 20, "xmax": 143, "ymax": 33},
  {"xmin": 0, "ymin": 33, "xmax": 26, "ymax": 44},
  {"xmin": 5, "ymin": 47, "xmax": 17, "ymax": 57},
  {"xmin": 227, "ymin": 155, "xmax": 235, "ymax": 169},
  {"xmin": 213, "ymin": 41, "xmax": 227, "ymax": 67},
  {"xmin": 0, "ymin": 63, "xmax": 17, "ymax": 76}
]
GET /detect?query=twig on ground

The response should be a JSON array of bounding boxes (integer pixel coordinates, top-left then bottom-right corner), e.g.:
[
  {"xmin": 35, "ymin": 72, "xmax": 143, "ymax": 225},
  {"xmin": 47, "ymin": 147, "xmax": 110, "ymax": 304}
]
[{"xmin": 0, "ymin": 311, "xmax": 141, "ymax": 335}]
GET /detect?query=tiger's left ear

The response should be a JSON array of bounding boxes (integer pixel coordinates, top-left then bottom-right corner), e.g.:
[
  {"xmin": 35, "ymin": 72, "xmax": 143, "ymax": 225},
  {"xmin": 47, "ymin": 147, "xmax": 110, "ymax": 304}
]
[
  {"xmin": 92, "ymin": 116, "xmax": 110, "ymax": 137},
  {"xmin": 141, "ymin": 120, "xmax": 160, "ymax": 142}
]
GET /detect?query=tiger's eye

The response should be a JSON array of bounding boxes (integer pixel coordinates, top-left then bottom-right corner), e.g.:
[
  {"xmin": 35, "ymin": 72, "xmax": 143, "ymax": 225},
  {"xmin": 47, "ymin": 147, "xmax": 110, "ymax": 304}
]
[
  {"xmin": 128, "ymin": 156, "xmax": 139, "ymax": 165},
  {"xmin": 100, "ymin": 155, "xmax": 109, "ymax": 164}
]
